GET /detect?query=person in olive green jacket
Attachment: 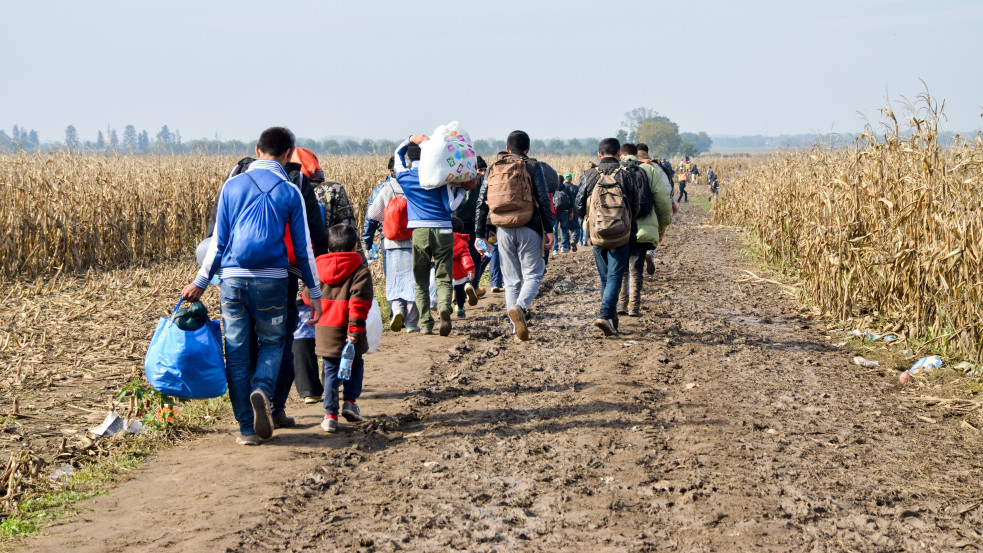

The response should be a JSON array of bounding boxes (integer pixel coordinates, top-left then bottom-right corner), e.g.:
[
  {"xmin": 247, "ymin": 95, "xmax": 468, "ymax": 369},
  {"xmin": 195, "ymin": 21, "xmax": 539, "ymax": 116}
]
[{"xmin": 618, "ymin": 143, "xmax": 672, "ymax": 316}]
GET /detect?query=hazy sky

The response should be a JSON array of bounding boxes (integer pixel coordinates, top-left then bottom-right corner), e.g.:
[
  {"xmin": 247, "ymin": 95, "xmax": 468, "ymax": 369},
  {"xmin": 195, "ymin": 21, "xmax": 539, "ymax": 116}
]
[{"xmin": 3, "ymin": 0, "xmax": 982, "ymax": 143}]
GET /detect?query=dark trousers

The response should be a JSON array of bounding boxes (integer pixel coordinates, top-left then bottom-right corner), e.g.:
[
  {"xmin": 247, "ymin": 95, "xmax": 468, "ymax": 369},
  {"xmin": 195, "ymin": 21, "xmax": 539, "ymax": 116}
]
[
  {"xmin": 677, "ymin": 183, "xmax": 688, "ymax": 203},
  {"xmin": 292, "ymin": 338, "xmax": 322, "ymax": 399},
  {"xmin": 271, "ymin": 275, "xmax": 299, "ymax": 412},
  {"xmin": 454, "ymin": 283, "xmax": 467, "ymax": 309}
]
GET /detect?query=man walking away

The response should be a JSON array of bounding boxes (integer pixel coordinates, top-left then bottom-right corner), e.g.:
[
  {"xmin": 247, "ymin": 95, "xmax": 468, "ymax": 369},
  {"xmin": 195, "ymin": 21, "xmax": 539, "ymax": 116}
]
[
  {"xmin": 552, "ymin": 173, "xmax": 575, "ymax": 253},
  {"xmin": 575, "ymin": 137, "xmax": 639, "ymax": 336},
  {"xmin": 475, "ymin": 131, "xmax": 554, "ymax": 341},
  {"xmin": 184, "ymin": 127, "xmax": 323, "ymax": 445}
]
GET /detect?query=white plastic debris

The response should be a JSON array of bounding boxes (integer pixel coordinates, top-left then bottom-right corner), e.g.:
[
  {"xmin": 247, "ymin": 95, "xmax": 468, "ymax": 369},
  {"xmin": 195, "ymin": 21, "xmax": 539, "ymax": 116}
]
[{"xmin": 853, "ymin": 356, "xmax": 880, "ymax": 368}]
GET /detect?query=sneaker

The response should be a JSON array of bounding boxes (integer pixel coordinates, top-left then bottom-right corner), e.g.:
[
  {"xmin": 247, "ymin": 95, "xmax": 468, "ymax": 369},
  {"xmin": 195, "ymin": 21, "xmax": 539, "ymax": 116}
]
[
  {"xmin": 464, "ymin": 282, "xmax": 478, "ymax": 306},
  {"xmin": 617, "ymin": 305, "xmax": 629, "ymax": 316},
  {"xmin": 594, "ymin": 318, "xmax": 617, "ymax": 336},
  {"xmin": 320, "ymin": 415, "xmax": 338, "ymax": 433},
  {"xmin": 439, "ymin": 308, "xmax": 452, "ymax": 336},
  {"xmin": 341, "ymin": 401, "xmax": 363, "ymax": 422},
  {"xmin": 645, "ymin": 253, "xmax": 655, "ymax": 275},
  {"xmin": 304, "ymin": 396, "xmax": 321, "ymax": 405},
  {"xmin": 390, "ymin": 311, "xmax": 404, "ymax": 332},
  {"xmin": 271, "ymin": 409, "xmax": 295, "ymax": 429},
  {"xmin": 491, "ymin": 286, "xmax": 505, "ymax": 293},
  {"xmin": 249, "ymin": 389, "xmax": 274, "ymax": 440},
  {"xmin": 406, "ymin": 326, "xmax": 421, "ymax": 334},
  {"xmin": 571, "ymin": 242, "xmax": 578, "ymax": 252},
  {"xmin": 457, "ymin": 308, "xmax": 467, "ymax": 319},
  {"xmin": 560, "ymin": 249, "xmax": 570, "ymax": 253},
  {"xmin": 509, "ymin": 305, "xmax": 529, "ymax": 341},
  {"xmin": 628, "ymin": 309, "xmax": 642, "ymax": 317},
  {"xmin": 236, "ymin": 434, "xmax": 262, "ymax": 446}
]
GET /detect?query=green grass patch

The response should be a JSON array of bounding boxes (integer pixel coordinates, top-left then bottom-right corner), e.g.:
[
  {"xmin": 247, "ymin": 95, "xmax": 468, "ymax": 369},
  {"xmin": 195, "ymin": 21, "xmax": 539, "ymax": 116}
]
[{"xmin": 689, "ymin": 196, "xmax": 712, "ymax": 212}]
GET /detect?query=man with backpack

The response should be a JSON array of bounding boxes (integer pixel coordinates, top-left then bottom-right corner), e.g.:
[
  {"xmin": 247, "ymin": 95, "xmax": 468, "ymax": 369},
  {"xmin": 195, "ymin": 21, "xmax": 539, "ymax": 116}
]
[
  {"xmin": 618, "ymin": 143, "xmax": 672, "ymax": 317},
  {"xmin": 551, "ymin": 172, "xmax": 575, "ymax": 254},
  {"xmin": 475, "ymin": 131, "xmax": 554, "ymax": 342},
  {"xmin": 574, "ymin": 137, "xmax": 640, "ymax": 336},
  {"xmin": 184, "ymin": 127, "xmax": 323, "ymax": 445}
]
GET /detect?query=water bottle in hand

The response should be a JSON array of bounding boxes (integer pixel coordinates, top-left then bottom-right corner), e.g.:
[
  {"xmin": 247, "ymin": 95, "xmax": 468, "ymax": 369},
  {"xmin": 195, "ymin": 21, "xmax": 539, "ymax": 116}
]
[{"xmin": 337, "ymin": 342, "xmax": 355, "ymax": 381}]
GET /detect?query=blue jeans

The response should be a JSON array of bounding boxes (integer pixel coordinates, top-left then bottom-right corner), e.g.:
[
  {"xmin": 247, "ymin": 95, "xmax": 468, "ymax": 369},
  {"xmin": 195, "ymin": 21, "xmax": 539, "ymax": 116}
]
[
  {"xmin": 488, "ymin": 242, "xmax": 503, "ymax": 287},
  {"xmin": 322, "ymin": 354, "xmax": 364, "ymax": 416},
  {"xmin": 271, "ymin": 275, "xmax": 299, "ymax": 412},
  {"xmin": 592, "ymin": 245, "xmax": 629, "ymax": 320},
  {"xmin": 221, "ymin": 277, "xmax": 288, "ymax": 436},
  {"xmin": 552, "ymin": 213, "xmax": 571, "ymax": 252}
]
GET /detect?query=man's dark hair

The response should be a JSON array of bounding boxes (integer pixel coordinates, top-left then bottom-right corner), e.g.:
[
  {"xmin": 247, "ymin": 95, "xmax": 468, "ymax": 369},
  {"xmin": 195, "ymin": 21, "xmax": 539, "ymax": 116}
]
[
  {"xmin": 406, "ymin": 143, "xmax": 422, "ymax": 162},
  {"xmin": 598, "ymin": 137, "xmax": 621, "ymax": 157},
  {"xmin": 507, "ymin": 130, "xmax": 531, "ymax": 154},
  {"xmin": 257, "ymin": 127, "xmax": 295, "ymax": 157},
  {"xmin": 637, "ymin": 143, "xmax": 650, "ymax": 152},
  {"xmin": 387, "ymin": 156, "xmax": 395, "ymax": 172},
  {"xmin": 620, "ymin": 143, "xmax": 638, "ymax": 156},
  {"xmin": 451, "ymin": 216, "xmax": 464, "ymax": 233},
  {"xmin": 328, "ymin": 223, "xmax": 357, "ymax": 253},
  {"xmin": 476, "ymin": 156, "xmax": 487, "ymax": 170}
]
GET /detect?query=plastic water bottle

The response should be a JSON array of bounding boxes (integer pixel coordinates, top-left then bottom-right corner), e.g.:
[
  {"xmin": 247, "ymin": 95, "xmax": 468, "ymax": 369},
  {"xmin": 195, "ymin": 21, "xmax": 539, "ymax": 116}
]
[{"xmin": 337, "ymin": 342, "xmax": 355, "ymax": 381}]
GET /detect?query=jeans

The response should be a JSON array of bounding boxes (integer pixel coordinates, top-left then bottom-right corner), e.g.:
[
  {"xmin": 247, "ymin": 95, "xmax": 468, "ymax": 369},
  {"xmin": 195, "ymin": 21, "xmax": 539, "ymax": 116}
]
[
  {"xmin": 220, "ymin": 277, "xmax": 288, "ymax": 436},
  {"xmin": 488, "ymin": 242, "xmax": 503, "ymax": 287},
  {"xmin": 412, "ymin": 227, "xmax": 454, "ymax": 330},
  {"xmin": 497, "ymin": 225, "xmax": 545, "ymax": 311},
  {"xmin": 552, "ymin": 212, "xmax": 571, "ymax": 252},
  {"xmin": 271, "ymin": 275, "xmax": 299, "ymax": 412},
  {"xmin": 572, "ymin": 218, "xmax": 584, "ymax": 246},
  {"xmin": 322, "ymin": 354, "xmax": 364, "ymax": 416},
  {"xmin": 592, "ymin": 244, "xmax": 629, "ymax": 320},
  {"xmin": 677, "ymin": 182, "xmax": 688, "ymax": 202}
]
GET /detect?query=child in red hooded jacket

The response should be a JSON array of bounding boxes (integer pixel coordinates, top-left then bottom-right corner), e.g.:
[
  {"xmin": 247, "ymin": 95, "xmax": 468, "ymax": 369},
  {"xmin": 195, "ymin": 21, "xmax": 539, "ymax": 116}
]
[
  {"xmin": 451, "ymin": 217, "xmax": 478, "ymax": 318},
  {"xmin": 314, "ymin": 224, "xmax": 374, "ymax": 433}
]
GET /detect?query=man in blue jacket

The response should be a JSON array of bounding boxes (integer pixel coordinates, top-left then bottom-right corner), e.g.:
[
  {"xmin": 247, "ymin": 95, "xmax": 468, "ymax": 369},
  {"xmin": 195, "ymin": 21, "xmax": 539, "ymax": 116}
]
[
  {"xmin": 183, "ymin": 127, "xmax": 323, "ymax": 445},
  {"xmin": 394, "ymin": 135, "xmax": 474, "ymax": 336}
]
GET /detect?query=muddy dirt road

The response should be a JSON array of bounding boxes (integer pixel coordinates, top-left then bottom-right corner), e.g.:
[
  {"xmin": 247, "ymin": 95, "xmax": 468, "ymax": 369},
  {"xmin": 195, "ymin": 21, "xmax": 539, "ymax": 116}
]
[{"xmin": 18, "ymin": 205, "xmax": 983, "ymax": 552}]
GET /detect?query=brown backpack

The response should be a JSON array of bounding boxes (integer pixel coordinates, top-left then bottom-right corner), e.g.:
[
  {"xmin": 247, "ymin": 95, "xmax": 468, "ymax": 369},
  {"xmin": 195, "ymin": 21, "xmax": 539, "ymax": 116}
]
[
  {"xmin": 588, "ymin": 166, "xmax": 631, "ymax": 249},
  {"xmin": 486, "ymin": 153, "xmax": 534, "ymax": 228}
]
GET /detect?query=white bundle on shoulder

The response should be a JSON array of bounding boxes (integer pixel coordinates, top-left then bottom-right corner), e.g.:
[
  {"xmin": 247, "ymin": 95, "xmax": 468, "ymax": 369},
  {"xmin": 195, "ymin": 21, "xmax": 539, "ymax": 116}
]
[{"xmin": 418, "ymin": 121, "xmax": 478, "ymax": 189}]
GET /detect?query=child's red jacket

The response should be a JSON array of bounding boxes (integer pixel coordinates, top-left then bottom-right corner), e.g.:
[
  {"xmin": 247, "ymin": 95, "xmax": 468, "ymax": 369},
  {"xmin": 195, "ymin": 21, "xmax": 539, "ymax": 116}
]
[
  {"xmin": 452, "ymin": 232, "xmax": 475, "ymax": 281},
  {"xmin": 314, "ymin": 252, "xmax": 373, "ymax": 357}
]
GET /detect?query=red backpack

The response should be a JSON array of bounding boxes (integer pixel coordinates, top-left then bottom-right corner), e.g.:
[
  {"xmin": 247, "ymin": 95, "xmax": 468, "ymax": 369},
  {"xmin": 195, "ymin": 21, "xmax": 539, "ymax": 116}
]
[{"xmin": 382, "ymin": 183, "xmax": 412, "ymax": 241}]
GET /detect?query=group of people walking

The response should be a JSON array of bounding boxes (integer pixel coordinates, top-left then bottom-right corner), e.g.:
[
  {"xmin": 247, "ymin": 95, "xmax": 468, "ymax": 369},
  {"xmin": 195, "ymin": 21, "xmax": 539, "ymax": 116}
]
[{"xmin": 181, "ymin": 126, "xmax": 684, "ymax": 445}]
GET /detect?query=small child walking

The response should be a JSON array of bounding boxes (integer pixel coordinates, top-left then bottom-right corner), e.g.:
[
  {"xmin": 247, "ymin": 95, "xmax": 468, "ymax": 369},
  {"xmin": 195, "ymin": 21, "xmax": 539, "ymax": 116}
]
[
  {"xmin": 314, "ymin": 224, "xmax": 374, "ymax": 432},
  {"xmin": 451, "ymin": 217, "xmax": 477, "ymax": 318}
]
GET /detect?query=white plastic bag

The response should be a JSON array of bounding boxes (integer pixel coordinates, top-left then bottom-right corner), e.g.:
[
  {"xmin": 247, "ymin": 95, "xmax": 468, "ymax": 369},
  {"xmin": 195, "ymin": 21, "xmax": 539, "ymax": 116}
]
[
  {"xmin": 418, "ymin": 121, "xmax": 478, "ymax": 189},
  {"xmin": 429, "ymin": 267, "xmax": 438, "ymax": 307},
  {"xmin": 366, "ymin": 300, "xmax": 382, "ymax": 354}
]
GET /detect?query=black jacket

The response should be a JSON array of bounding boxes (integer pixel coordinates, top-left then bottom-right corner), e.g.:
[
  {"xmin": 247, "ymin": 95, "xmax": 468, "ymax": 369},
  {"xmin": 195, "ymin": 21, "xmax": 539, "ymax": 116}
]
[
  {"xmin": 575, "ymin": 156, "xmax": 640, "ymax": 235},
  {"xmin": 475, "ymin": 156, "xmax": 555, "ymax": 238}
]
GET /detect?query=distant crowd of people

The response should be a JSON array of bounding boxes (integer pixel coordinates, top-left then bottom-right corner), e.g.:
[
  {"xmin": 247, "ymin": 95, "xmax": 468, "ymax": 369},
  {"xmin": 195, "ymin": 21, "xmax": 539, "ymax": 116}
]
[{"xmin": 182, "ymin": 126, "xmax": 722, "ymax": 445}]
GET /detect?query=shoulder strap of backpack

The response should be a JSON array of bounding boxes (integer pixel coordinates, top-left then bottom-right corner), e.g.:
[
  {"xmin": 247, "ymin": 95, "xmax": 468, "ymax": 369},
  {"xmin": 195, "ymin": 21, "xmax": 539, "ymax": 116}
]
[{"xmin": 243, "ymin": 172, "xmax": 284, "ymax": 196}]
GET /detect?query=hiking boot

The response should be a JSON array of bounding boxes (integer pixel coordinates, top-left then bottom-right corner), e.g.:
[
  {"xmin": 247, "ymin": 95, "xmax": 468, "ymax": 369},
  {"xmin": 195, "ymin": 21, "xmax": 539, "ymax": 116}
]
[
  {"xmin": 475, "ymin": 287, "xmax": 487, "ymax": 299},
  {"xmin": 594, "ymin": 318, "xmax": 617, "ymax": 337},
  {"xmin": 271, "ymin": 409, "xmax": 295, "ymax": 429},
  {"xmin": 645, "ymin": 253, "xmax": 656, "ymax": 275},
  {"xmin": 236, "ymin": 434, "xmax": 262, "ymax": 446},
  {"xmin": 571, "ymin": 242, "xmax": 578, "ymax": 252},
  {"xmin": 464, "ymin": 282, "xmax": 478, "ymax": 306},
  {"xmin": 491, "ymin": 286, "xmax": 504, "ymax": 293},
  {"xmin": 389, "ymin": 311, "xmax": 404, "ymax": 332},
  {"xmin": 617, "ymin": 305, "xmax": 628, "ymax": 316},
  {"xmin": 320, "ymin": 416, "xmax": 337, "ymax": 433},
  {"xmin": 439, "ymin": 308, "xmax": 452, "ymax": 336},
  {"xmin": 628, "ymin": 309, "xmax": 642, "ymax": 317},
  {"xmin": 509, "ymin": 305, "xmax": 529, "ymax": 341},
  {"xmin": 304, "ymin": 396, "xmax": 321, "ymax": 405},
  {"xmin": 249, "ymin": 389, "xmax": 274, "ymax": 440},
  {"xmin": 457, "ymin": 308, "xmax": 467, "ymax": 319},
  {"xmin": 341, "ymin": 401, "xmax": 363, "ymax": 422}
]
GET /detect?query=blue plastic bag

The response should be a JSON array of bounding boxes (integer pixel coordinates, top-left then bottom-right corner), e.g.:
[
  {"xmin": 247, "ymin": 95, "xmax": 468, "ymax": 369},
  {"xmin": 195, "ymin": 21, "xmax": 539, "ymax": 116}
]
[{"xmin": 144, "ymin": 298, "xmax": 227, "ymax": 399}]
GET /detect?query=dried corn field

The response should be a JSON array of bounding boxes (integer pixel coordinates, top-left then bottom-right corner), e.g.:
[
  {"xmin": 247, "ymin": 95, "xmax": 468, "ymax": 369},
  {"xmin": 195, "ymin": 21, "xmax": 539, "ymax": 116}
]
[{"xmin": 711, "ymin": 103, "xmax": 983, "ymax": 363}]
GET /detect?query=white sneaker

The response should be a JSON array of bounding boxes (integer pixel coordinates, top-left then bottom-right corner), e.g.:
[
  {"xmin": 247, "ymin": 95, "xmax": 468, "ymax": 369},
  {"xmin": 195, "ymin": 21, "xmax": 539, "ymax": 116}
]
[{"xmin": 320, "ymin": 416, "xmax": 337, "ymax": 433}]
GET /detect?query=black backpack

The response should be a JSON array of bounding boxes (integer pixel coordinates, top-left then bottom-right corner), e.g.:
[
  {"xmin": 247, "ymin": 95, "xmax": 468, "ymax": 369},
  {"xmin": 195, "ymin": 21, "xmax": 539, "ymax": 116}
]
[
  {"xmin": 623, "ymin": 162, "xmax": 654, "ymax": 219},
  {"xmin": 553, "ymin": 189, "xmax": 571, "ymax": 213}
]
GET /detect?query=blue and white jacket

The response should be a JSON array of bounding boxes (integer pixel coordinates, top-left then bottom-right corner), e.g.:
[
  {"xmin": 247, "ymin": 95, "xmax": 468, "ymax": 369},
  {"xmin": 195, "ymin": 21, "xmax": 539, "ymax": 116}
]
[
  {"xmin": 194, "ymin": 160, "xmax": 322, "ymax": 299},
  {"xmin": 394, "ymin": 138, "xmax": 466, "ymax": 229}
]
